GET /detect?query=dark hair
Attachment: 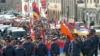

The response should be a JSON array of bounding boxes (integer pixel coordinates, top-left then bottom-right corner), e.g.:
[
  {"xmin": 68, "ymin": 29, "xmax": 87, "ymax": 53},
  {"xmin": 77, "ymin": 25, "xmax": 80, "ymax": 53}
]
[
  {"xmin": 5, "ymin": 39, "xmax": 11, "ymax": 43},
  {"xmin": 17, "ymin": 40, "xmax": 22, "ymax": 45}
]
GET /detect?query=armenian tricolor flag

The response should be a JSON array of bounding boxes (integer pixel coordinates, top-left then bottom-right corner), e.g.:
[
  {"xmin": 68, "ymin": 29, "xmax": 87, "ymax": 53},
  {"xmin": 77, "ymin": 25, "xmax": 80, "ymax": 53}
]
[
  {"xmin": 74, "ymin": 22, "xmax": 89, "ymax": 36},
  {"xmin": 32, "ymin": 2, "xmax": 40, "ymax": 18}
]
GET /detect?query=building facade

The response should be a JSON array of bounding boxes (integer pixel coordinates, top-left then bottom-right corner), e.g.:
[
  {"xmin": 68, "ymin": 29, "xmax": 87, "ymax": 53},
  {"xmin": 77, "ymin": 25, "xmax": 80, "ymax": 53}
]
[
  {"xmin": 77, "ymin": 0, "xmax": 100, "ymax": 24},
  {"xmin": 47, "ymin": 0, "xmax": 61, "ymax": 20},
  {"xmin": 61, "ymin": 0, "xmax": 76, "ymax": 22},
  {"xmin": 0, "ymin": 0, "xmax": 21, "ymax": 11}
]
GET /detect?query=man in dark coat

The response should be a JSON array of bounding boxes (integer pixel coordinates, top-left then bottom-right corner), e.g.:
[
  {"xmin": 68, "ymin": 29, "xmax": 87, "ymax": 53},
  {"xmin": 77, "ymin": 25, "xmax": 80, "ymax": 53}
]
[
  {"xmin": 90, "ymin": 29, "xmax": 99, "ymax": 56},
  {"xmin": 83, "ymin": 34, "xmax": 93, "ymax": 56},
  {"xmin": 63, "ymin": 37, "xmax": 70, "ymax": 56},
  {"xmin": 69, "ymin": 33, "xmax": 82, "ymax": 56},
  {"xmin": 50, "ymin": 38, "xmax": 60, "ymax": 56},
  {"xmin": 35, "ymin": 38, "xmax": 48, "ymax": 56},
  {"xmin": 22, "ymin": 36, "xmax": 34, "ymax": 56},
  {"xmin": 15, "ymin": 40, "xmax": 26, "ymax": 56},
  {"xmin": 3, "ymin": 39, "xmax": 15, "ymax": 56}
]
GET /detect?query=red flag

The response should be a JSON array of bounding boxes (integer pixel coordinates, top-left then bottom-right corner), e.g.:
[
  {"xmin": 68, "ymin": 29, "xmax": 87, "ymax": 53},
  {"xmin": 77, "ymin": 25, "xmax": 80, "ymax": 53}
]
[
  {"xmin": 29, "ymin": 17, "xmax": 35, "ymax": 41},
  {"xmin": 84, "ymin": 24, "xmax": 90, "ymax": 31},
  {"xmin": 65, "ymin": 19, "xmax": 74, "ymax": 31},
  {"xmin": 30, "ymin": 28, "xmax": 35, "ymax": 41},
  {"xmin": 40, "ymin": 27, "xmax": 45, "ymax": 43},
  {"xmin": 60, "ymin": 22, "xmax": 74, "ymax": 41}
]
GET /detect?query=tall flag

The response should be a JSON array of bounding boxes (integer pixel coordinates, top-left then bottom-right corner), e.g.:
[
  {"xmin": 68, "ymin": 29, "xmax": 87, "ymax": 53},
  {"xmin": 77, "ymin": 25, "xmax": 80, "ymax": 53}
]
[
  {"xmin": 60, "ymin": 22, "xmax": 74, "ymax": 41},
  {"xmin": 40, "ymin": 27, "xmax": 45, "ymax": 43},
  {"xmin": 29, "ymin": 17, "xmax": 35, "ymax": 41},
  {"xmin": 32, "ymin": 2, "xmax": 40, "ymax": 18},
  {"xmin": 30, "ymin": 28, "xmax": 35, "ymax": 41},
  {"xmin": 64, "ymin": 19, "xmax": 74, "ymax": 32}
]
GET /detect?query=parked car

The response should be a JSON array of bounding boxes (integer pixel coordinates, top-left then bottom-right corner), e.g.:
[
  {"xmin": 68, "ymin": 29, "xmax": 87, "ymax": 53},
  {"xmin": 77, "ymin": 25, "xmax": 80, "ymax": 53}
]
[{"xmin": 6, "ymin": 27, "xmax": 26, "ymax": 40}]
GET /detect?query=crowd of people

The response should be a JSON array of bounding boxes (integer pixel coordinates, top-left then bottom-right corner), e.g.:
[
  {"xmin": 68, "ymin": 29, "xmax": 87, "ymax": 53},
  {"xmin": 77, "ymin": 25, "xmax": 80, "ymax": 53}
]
[
  {"xmin": 0, "ymin": 28, "xmax": 99, "ymax": 56},
  {"xmin": 0, "ymin": 18, "xmax": 99, "ymax": 56}
]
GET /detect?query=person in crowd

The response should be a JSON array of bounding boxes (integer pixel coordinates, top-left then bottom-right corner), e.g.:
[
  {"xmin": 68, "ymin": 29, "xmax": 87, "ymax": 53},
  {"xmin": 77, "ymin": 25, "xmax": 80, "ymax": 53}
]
[
  {"xmin": 22, "ymin": 36, "xmax": 34, "ymax": 56},
  {"xmin": 45, "ymin": 37, "xmax": 51, "ymax": 56},
  {"xmin": 80, "ymin": 36, "xmax": 86, "ymax": 56},
  {"xmin": 68, "ymin": 33, "xmax": 82, "ymax": 56},
  {"xmin": 90, "ymin": 29, "xmax": 99, "ymax": 56},
  {"xmin": 10, "ymin": 38, "xmax": 17, "ymax": 48},
  {"xmin": 50, "ymin": 37, "xmax": 60, "ymax": 56},
  {"xmin": 15, "ymin": 40, "xmax": 26, "ymax": 56},
  {"xmin": 35, "ymin": 37, "xmax": 48, "ymax": 56},
  {"xmin": 63, "ymin": 37, "xmax": 70, "ymax": 56},
  {"xmin": 83, "ymin": 34, "xmax": 93, "ymax": 56},
  {"xmin": 0, "ymin": 43, "xmax": 3, "ymax": 56},
  {"xmin": 2, "ymin": 39, "xmax": 15, "ymax": 56}
]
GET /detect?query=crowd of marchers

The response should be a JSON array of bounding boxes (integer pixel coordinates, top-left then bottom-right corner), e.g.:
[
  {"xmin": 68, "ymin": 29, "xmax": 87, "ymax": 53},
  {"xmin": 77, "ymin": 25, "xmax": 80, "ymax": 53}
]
[{"xmin": 0, "ymin": 29, "xmax": 99, "ymax": 56}]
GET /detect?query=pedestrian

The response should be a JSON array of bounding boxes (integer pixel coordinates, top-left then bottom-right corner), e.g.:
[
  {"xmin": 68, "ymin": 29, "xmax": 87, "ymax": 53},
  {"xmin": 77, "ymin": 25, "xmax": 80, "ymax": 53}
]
[
  {"xmin": 50, "ymin": 37, "xmax": 60, "ymax": 56},
  {"xmin": 63, "ymin": 37, "xmax": 70, "ymax": 56},
  {"xmin": 15, "ymin": 40, "xmax": 26, "ymax": 56},
  {"xmin": 90, "ymin": 29, "xmax": 99, "ymax": 56},
  {"xmin": 22, "ymin": 36, "xmax": 34, "ymax": 56},
  {"xmin": 83, "ymin": 34, "xmax": 93, "ymax": 56},
  {"xmin": 35, "ymin": 37, "xmax": 48, "ymax": 56},
  {"xmin": 2, "ymin": 39, "xmax": 15, "ymax": 56},
  {"xmin": 68, "ymin": 33, "xmax": 82, "ymax": 56}
]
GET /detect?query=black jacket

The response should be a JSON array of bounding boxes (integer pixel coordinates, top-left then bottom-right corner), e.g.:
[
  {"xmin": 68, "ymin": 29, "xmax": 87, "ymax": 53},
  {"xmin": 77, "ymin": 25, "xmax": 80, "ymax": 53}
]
[
  {"xmin": 50, "ymin": 42, "xmax": 60, "ymax": 55},
  {"xmin": 3, "ymin": 46, "xmax": 15, "ymax": 56},
  {"xmin": 15, "ymin": 47, "xmax": 26, "ymax": 56},
  {"xmin": 35, "ymin": 43, "xmax": 48, "ymax": 56},
  {"xmin": 23, "ymin": 42, "xmax": 34, "ymax": 56}
]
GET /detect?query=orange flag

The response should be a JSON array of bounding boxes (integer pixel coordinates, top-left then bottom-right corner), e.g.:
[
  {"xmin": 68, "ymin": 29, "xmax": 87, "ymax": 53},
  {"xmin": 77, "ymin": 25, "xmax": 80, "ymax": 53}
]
[{"xmin": 60, "ymin": 22, "xmax": 74, "ymax": 41}]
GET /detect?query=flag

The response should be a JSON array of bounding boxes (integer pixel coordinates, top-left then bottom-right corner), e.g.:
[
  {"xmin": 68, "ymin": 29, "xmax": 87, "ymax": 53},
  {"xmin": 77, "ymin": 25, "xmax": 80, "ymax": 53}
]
[
  {"xmin": 83, "ymin": 23, "xmax": 90, "ymax": 30},
  {"xmin": 32, "ymin": 2, "xmax": 40, "ymax": 18},
  {"xmin": 64, "ymin": 19, "xmax": 74, "ymax": 32},
  {"xmin": 40, "ymin": 27, "xmax": 45, "ymax": 43},
  {"xmin": 29, "ymin": 17, "xmax": 35, "ymax": 41},
  {"xmin": 30, "ymin": 28, "xmax": 35, "ymax": 41},
  {"xmin": 60, "ymin": 22, "xmax": 74, "ymax": 41},
  {"xmin": 74, "ymin": 25, "xmax": 89, "ymax": 36}
]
